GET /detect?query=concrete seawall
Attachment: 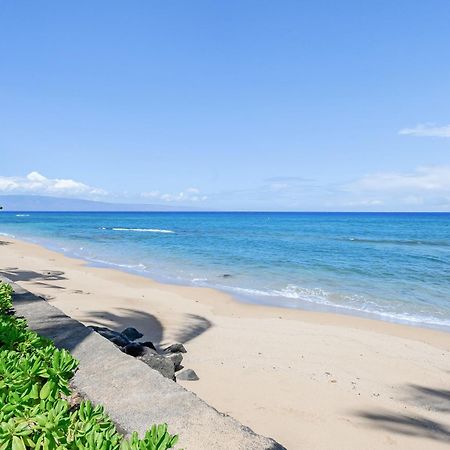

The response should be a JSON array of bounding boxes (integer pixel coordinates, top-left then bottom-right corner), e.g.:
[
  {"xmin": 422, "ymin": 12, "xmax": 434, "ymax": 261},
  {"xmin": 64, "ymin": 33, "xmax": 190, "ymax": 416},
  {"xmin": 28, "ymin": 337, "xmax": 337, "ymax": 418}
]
[{"xmin": 1, "ymin": 276, "xmax": 286, "ymax": 450}]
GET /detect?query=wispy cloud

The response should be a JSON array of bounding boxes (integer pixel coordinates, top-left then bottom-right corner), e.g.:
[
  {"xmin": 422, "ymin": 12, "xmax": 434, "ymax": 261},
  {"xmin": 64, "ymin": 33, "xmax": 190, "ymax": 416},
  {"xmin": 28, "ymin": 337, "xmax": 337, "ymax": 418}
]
[
  {"xmin": 2, "ymin": 169, "xmax": 448, "ymax": 211},
  {"xmin": 0, "ymin": 172, "xmax": 107, "ymax": 198},
  {"xmin": 347, "ymin": 166, "xmax": 450, "ymax": 192},
  {"xmin": 343, "ymin": 199, "xmax": 384, "ymax": 207},
  {"xmin": 341, "ymin": 166, "xmax": 450, "ymax": 210},
  {"xmin": 141, "ymin": 187, "xmax": 207, "ymax": 202},
  {"xmin": 399, "ymin": 123, "xmax": 450, "ymax": 138}
]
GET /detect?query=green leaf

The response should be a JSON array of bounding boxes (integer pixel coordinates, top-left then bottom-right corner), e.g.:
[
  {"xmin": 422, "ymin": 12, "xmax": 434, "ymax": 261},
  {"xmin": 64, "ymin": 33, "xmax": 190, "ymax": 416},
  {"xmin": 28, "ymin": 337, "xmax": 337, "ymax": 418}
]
[
  {"xmin": 12, "ymin": 436, "xmax": 26, "ymax": 450},
  {"xmin": 40, "ymin": 380, "xmax": 52, "ymax": 400}
]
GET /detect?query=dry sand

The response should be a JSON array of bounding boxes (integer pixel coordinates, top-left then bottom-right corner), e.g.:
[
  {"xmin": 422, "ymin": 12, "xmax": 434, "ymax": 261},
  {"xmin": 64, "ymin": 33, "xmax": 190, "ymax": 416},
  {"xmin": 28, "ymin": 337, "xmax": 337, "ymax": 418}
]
[{"xmin": 0, "ymin": 236, "xmax": 449, "ymax": 450}]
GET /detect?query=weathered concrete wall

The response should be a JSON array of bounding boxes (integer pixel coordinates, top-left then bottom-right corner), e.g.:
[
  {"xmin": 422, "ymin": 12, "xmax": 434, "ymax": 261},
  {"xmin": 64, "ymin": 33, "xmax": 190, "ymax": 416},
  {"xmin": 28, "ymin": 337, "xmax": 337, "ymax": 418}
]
[{"xmin": 1, "ymin": 276, "xmax": 286, "ymax": 450}]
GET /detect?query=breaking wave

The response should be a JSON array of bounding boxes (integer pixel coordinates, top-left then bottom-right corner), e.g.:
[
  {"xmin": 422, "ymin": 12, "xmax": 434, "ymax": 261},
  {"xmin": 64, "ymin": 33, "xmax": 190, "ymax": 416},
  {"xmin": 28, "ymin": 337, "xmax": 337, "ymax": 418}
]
[{"xmin": 107, "ymin": 227, "xmax": 175, "ymax": 234}]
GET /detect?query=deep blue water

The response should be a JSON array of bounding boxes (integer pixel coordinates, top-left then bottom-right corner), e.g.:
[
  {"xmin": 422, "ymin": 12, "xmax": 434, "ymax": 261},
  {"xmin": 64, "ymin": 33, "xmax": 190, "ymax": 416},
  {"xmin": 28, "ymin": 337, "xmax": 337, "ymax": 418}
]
[{"xmin": 1, "ymin": 212, "xmax": 449, "ymax": 330}]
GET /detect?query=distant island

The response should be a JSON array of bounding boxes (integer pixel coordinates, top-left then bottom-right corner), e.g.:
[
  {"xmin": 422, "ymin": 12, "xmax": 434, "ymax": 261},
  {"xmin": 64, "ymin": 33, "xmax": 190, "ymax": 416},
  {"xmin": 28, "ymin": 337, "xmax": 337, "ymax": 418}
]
[{"xmin": 0, "ymin": 195, "xmax": 202, "ymax": 212}]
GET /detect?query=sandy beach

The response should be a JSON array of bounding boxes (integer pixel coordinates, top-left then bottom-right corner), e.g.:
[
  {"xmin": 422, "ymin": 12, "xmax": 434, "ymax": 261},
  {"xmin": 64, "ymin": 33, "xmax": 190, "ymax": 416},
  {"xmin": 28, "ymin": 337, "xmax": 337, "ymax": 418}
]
[{"xmin": 0, "ymin": 236, "xmax": 449, "ymax": 449}]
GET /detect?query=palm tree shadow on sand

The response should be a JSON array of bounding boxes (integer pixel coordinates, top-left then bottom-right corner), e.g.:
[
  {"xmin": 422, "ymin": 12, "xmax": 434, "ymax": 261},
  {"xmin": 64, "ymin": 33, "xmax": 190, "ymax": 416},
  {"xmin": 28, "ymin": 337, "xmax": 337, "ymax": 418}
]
[
  {"xmin": 0, "ymin": 267, "xmax": 67, "ymax": 291},
  {"xmin": 355, "ymin": 384, "xmax": 450, "ymax": 443},
  {"xmin": 7, "ymin": 285, "xmax": 212, "ymax": 355},
  {"xmin": 1, "ymin": 267, "xmax": 213, "ymax": 347},
  {"xmin": 79, "ymin": 308, "xmax": 212, "ymax": 348}
]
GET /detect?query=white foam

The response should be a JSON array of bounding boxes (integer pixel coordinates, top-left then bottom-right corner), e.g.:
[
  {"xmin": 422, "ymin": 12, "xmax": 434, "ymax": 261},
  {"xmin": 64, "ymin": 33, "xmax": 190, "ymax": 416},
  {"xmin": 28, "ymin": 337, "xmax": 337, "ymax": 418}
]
[
  {"xmin": 222, "ymin": 284, "xmax": 450, "ymax": 329},
  {"xmin": 111, "ymin": 227, "xmax": 175, "ymax": 234},
  {"xmin": 0, "ymin": 232, "xmax": 15, "ymax": 238},
  {"xmin": 84, "ymin": 256, "xmax": 147, "ymax": 271},
  {"xmin": 192, "ymin": 278, "xmax": 208, "ymax": 283},
  {"xmin": 15, "ymin": 214, "xmax": 30, "ymax": 217}
]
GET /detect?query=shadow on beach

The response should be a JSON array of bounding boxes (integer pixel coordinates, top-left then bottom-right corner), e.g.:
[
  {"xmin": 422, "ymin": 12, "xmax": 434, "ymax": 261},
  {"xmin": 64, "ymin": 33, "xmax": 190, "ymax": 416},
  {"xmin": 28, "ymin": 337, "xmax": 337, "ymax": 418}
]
[
  {"xmin": 356, "ymin": 384, "xmax": 450, "ymax": 442},
  {"xmin": 82, "ymin": 308, "xmax": 212, "ymax": 347},
  {"xmin": 1, "ymin": 267, "xmax": 213, "ymax": 350},
  {"xmin": 5, "ymin": 282, "xmax": 213, "ymax": 358},
  {"xmin": 0, "ymin": 268, "xmax": 68, "ymax": 302},
  {"xmin": 1, "ymin": 267, "xmax": 67, "ymax": 290}
]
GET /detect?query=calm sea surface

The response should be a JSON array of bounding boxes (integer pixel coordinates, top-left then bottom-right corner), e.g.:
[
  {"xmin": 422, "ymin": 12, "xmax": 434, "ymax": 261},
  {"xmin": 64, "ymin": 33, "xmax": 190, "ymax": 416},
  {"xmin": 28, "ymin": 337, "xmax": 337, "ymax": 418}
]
[{"xmin": 1, "ymin": 212, "xmax": 449, "ymax": 330}]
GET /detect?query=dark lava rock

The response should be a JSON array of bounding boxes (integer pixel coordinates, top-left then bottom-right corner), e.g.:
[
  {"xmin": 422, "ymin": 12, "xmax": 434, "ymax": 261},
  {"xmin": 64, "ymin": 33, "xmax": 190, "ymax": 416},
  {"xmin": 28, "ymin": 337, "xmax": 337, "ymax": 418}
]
[
  {"xmin": 137, "ymin": 348, "xmax": 175, "ymax": 380},
  {"xmin": 122, "ymin": 342, "xmax": 146, "ymax": 357},
  {"xmin": 121, "ymin": 327, "xmax": 144, "ymax": 341},
  {"xmin": 89, "ymin": 326, "xmax": 131, "ymax": 347},
  {"xmin": 222, "ymin": 274, "xmax": 232, "ymax": 278},
  {"xmin": 88, "ymin": 325, "xmax": 111, "ymax": 334},
  {"xmin": 165, "ymin": 352, "xmax": 183, "ymax": 370},
  {"xmin": 109, "ymin": 335, "xmax": 131, "ymax": 347},
  {"xmin": 138, "ymin": 341, "xmax": 157, "ymax": 351},
  {"xmin": 177, "ymin": 369, "xmax": 199, "ymax": 381},
  {"xmin": 164, "ymin": 343, "xmax": 187, "ymax": 354}
]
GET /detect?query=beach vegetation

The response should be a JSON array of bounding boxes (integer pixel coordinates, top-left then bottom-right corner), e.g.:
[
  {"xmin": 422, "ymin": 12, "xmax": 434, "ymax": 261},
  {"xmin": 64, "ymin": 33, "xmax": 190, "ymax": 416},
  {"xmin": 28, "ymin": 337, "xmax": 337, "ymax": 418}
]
[{"xmin": 0, "ymin": 281, "xmax": 180, "ymax": 450}]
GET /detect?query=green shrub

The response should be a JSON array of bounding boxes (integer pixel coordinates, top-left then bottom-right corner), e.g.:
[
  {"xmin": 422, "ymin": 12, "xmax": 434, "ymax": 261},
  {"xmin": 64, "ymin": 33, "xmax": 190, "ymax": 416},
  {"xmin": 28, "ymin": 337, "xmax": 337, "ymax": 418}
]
[
  {"xmin": 121, "ymin": 425, "xmax": 179, "ymax": 450},
  {"xmin": 0, "ymin": 281, "xmax": 180, "ymax": 450},
  {"xmin": 0, "ymin": 282, "xmax": 13, "ymax": 314}
]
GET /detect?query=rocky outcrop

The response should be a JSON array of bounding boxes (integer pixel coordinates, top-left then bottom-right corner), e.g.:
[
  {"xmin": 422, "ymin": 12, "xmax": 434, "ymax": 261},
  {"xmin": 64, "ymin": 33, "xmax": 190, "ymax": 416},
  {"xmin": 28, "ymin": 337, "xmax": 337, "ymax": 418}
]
[
  {"xmin": 121, "ymin": 327, "xmax": 144, "ymax": 341},
  {"xmin": 88, "ymin": 325, "xmax": 187, "ymax": 381},
  {"xmin": 122, "ymin": 342, "xmax": 146, "ymax": 357},
  {"xmin": 164, "ymin": 343, "xmax": 186, "ymax": 354},
  {"xmin": 177, "ymin": 368, "xmax": 199, "ymax": 381},
  {"xmin": 137, "ymin": 347, "xmax": 175, "ymax": 380},
  {"xmin": 89, "ymin": 326, "xmax": 131, "ymax": 347},
  {"xmin": 165, "ymin": 352, "xmax": 183, "ymax": 370}
]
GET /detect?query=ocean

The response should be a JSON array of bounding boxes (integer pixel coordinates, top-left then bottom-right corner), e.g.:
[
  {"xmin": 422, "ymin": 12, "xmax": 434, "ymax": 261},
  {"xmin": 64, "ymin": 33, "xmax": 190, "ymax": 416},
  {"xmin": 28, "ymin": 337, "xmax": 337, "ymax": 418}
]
[{"xmin": 1, "ymin": 211, "xmax": 449, "ymax": 330}]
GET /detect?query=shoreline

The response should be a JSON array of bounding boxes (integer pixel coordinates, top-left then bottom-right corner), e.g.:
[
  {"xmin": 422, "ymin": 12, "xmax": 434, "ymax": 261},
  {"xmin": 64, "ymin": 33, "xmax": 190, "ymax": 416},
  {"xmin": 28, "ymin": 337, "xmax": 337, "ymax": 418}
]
[
  {"xmin": 2, "ymin": 232, "xmax": 450, "ymax": 336},
  {"xmin": 1, "ymin": 236, "xmax": 449, "ymax": 449}
]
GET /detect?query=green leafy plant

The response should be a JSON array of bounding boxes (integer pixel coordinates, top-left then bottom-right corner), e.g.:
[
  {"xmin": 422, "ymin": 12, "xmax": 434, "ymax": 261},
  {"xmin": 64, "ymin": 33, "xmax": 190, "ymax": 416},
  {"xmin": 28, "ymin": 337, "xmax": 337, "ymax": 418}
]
[
  {"xmin": 121, "ymin": 425, "xmax": 179, "ymax": 450},
  {"xmin": 0, "ymin": 281, "xmax": 181, "ymax": 450},
  {"xmin": 0, "ymin": 282, "xmax": 13, "ymax": 314}
]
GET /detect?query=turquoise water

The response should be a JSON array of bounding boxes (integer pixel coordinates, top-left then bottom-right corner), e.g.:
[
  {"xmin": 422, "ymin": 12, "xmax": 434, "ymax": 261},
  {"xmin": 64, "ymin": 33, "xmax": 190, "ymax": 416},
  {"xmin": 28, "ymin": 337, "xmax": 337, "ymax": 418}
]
[{"xmin": 1, "ymin": 212, "xmax": 449, "ymax": 330}]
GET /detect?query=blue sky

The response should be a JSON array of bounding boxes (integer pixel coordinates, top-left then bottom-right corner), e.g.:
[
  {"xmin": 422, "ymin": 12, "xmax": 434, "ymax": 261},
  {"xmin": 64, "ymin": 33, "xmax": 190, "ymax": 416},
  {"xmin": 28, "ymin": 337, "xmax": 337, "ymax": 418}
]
[{"xmin": 1, "ymin": 1, "xmax": 449, "ymax": 211}]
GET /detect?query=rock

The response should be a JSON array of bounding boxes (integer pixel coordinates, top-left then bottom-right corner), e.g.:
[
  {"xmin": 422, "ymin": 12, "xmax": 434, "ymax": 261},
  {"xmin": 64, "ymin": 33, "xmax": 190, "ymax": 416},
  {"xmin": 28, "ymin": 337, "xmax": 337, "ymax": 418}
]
[
  {"xmin": 109, "ymin": 335, "xmax": 131, "ymax": 347},
  {"xmin": 121, "ymin": 327, "xmax": 143, "ymax": 341},
  {"xmin": 122, "ymin": 342, "xmax": 146, "ymax": 357},
  {"xmin": 177, "ymin": 369, "xmax": 199, "ymax": 381},
  {"xmin": 165, "ymin": 352, "xmax": 183, "ymax": 370},
  {"xmin": 164, "ymin": 343, "xmax": 186, "ymax": 354},
  {"xmin": 138, "ymin": 348, "xmax": 175, "ymax": 380},
  {"xmin": 138, "ymin": 341, "xmax": 157, "ymax": 351},
  {"xmin": 89, "ymin": 326, "xmax": 131, "ymax": 347},
  {"xmin": 222, "ymin": 274, "xmax": 232, "ymax": 278}
]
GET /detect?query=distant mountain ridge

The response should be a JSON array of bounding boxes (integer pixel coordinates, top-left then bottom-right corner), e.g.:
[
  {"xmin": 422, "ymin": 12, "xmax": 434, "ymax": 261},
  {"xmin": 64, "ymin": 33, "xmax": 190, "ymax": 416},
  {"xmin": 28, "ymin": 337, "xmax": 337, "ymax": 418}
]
[{"xmin": 0, "ymin": 195, "xmax": 202, "ymax": 212}]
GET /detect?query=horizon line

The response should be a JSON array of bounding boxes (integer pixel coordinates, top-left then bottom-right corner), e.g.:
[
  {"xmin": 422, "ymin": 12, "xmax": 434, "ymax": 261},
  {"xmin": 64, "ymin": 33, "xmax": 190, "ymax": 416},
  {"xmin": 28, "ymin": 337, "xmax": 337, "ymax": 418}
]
[{"xmin": 1, "ymin": 210, "xmax": 449, "ymax": 214}]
